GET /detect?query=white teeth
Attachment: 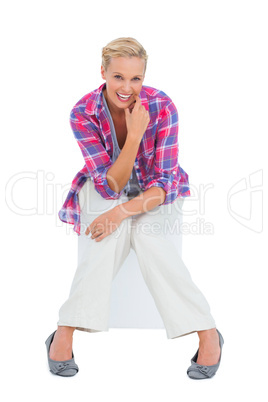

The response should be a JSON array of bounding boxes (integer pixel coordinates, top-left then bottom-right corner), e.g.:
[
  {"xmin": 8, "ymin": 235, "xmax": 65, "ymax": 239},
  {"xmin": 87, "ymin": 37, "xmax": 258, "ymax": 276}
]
[{"xmin": 117, "ymin": 93, "xmax": 131, "ymax": 99}]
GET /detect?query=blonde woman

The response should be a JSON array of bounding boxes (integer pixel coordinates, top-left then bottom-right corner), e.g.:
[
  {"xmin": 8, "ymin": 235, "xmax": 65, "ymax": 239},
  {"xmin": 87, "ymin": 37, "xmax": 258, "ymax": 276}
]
[{"xmin": 45, "ymin": 37, "xmax": 224, "ymax": 379}]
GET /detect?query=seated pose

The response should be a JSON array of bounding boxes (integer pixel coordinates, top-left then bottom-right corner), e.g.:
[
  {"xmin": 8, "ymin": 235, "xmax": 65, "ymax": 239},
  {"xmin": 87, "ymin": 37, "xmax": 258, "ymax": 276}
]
[{"xmin": 45, "ymin": 37, "xmax": 224, "ymax": 379}]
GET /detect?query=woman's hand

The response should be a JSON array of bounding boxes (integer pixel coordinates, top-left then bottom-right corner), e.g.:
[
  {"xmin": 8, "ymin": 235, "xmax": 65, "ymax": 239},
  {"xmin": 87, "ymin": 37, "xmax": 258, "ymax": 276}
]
[
  {"xmin": 124, "ymin": 95, "xmax": 150, "ymax": 144},
  {"xmin": 85, "ymin": 206, "xmax": 125, "ymax": 242}
]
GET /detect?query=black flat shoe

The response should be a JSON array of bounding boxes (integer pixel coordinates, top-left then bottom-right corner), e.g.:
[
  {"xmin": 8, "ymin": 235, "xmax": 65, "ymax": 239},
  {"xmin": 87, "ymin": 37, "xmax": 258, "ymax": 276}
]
[
  {"xmin": 45, "ymin": 330, "xmax": 79, "ymax": 377},
  {"xmin": 187, "ymin": 329, "xmax": 224, "ymax": 380}
]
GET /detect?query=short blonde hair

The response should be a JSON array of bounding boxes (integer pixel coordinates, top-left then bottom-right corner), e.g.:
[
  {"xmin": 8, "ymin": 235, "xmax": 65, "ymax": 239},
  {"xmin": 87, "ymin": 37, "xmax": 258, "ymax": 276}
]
[{"xmin": 102, "ymin": 37, "xmax": 148, "ymax": 74}]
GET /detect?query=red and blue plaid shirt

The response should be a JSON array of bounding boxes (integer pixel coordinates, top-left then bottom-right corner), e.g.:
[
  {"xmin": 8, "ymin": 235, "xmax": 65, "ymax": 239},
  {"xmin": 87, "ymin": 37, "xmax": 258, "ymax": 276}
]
[{"xmin": 58, "ymin": 82, "xmax": 191, "ymax": 235}]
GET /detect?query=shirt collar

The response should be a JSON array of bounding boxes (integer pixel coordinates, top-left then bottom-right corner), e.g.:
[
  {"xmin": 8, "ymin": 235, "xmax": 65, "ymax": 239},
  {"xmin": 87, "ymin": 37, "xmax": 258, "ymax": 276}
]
[{"xmin": 84, "ymin": 82, "xmax": 150, "ymax": 116}]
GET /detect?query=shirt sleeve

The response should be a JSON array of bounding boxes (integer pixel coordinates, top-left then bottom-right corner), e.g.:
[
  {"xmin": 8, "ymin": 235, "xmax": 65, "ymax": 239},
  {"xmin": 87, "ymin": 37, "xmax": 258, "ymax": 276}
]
[
  {"xmin": 144, "ymin": 100, "xmax": 180, "ymax": 204},
  {"xmin": 70, "ymin": 106, "xmax": 124, "ymax": 199}
]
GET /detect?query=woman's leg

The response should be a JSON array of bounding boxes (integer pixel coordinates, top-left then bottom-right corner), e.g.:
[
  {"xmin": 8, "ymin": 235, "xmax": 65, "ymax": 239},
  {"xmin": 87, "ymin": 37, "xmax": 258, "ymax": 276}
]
[
  {"xmin": 130, "ymin": 197, "xmax": 216, "ymax": 339},
  {"xmin": 130, "ymin": 197, "xmax": 221, "ymax": 365},
  {"xmin": 196, "ymin": 328, "xmax": 221, "ymax": 365},
  {"xmin": 49, "ymin": 325, "xmax": 75, "ymax": 361},
  {"xmin": 51, "ymin": 179, "xmax": 131, "ymax": 360}
]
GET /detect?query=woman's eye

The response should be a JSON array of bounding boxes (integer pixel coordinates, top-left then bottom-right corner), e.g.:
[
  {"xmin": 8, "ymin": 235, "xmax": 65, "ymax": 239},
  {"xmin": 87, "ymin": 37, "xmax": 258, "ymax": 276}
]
[{"xmin": 114, "ymin": 75, "xmax": 140, "ymax": 81}]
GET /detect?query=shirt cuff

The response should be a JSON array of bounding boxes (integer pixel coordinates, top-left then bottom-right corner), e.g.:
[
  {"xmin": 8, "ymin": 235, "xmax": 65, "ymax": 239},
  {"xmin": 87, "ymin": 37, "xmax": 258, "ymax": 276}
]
[
  {"xmin": 145, "ymin": 170, "xmax": 177, "ymax": 204},
  {"xmin": 96, "ymin": 168, "xmax": 124, "ymax": 199}
]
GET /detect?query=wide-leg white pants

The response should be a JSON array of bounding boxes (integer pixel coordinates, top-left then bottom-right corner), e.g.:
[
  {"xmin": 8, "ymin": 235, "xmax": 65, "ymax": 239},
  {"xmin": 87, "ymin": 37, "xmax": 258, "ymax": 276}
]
[{"xmin": 58, "ymin": 178, "xmax": 216, "ymax": 339}]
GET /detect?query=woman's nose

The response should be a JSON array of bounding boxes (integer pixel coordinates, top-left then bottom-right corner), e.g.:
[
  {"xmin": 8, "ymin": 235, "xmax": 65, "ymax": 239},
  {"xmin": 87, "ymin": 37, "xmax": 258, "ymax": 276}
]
[{"xmin": 121, "ymin": 82, "xmax": 132, "ymax": 93}]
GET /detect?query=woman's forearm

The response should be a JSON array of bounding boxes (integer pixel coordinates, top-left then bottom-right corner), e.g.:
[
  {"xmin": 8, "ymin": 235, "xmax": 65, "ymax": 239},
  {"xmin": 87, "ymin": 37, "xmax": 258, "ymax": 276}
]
[
  {"xmin": 116, "ymin": 186, "xmax": 166, "ymax": 219},
  {"xmin": 106, "ymin": 135, "xmax": 140, "ymax": 193}
]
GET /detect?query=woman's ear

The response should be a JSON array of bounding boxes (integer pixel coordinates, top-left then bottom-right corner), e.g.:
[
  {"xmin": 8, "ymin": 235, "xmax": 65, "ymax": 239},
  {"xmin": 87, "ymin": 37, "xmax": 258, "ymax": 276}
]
[{"xmin": 101, "ymin": 65, "xmax": 106, "ymax": 80}]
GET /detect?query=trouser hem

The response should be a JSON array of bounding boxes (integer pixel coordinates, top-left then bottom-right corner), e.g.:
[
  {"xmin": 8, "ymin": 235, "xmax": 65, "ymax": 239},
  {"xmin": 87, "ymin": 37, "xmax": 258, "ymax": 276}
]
[
  {"xmin": 167, "ymin": 322, "xmax": 216, "ymax": 340},
  {"xmin": 57, "ymin": 320, "xmax": 109, "ymax": 334}
]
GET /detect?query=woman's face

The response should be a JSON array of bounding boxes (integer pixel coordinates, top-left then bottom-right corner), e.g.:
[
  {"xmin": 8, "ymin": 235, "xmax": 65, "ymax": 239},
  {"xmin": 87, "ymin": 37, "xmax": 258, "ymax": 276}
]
[{"xmin": 101, "ymin": 56, "xmax": 145, "ymax": 114}]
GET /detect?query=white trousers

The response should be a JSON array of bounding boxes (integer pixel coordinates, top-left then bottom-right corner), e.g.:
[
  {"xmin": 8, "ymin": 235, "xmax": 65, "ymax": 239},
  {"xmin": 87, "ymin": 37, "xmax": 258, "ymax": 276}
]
[{"xmin": 58, "ymin": 178, "xmax": 216, "ymax": 339}]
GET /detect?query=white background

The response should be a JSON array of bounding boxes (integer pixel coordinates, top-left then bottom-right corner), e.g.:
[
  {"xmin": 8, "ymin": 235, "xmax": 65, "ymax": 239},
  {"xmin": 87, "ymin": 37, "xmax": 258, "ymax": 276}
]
[{"xmin": 1, "ymin": 0, "xmax": 267, "ymax": 400}]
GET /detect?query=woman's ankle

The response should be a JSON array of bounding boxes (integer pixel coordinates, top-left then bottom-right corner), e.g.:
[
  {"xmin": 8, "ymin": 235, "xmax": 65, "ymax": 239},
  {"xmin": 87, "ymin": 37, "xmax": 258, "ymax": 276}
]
[
  {"xmin": 56, "ymin": 325, "xmax": 76, "ymax": 337},
  {"xmin": 197, "ymin": 328, "xmax": 217, "ymax": 342}
]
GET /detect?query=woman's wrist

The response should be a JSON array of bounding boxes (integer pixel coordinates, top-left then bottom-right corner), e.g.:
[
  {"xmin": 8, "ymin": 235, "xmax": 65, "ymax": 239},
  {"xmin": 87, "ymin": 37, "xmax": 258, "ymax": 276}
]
[
  {"xmin": 114, "ymin": 187, "xmax": 166, "ymax": 220},
  {"xmin": 114, "ymin": 203, "xmax": 129, "ymax": 220},
  {"xmin": 125, "ymin": 132, "xmax": 142, "ymax": 147}
]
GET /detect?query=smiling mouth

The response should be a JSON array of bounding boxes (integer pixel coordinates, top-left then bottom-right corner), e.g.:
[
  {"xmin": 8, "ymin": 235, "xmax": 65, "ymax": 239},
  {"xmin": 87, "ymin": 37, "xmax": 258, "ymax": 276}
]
[{"xmin": 116, "ymin": 92, "xmax": 132, "ymax": 101}]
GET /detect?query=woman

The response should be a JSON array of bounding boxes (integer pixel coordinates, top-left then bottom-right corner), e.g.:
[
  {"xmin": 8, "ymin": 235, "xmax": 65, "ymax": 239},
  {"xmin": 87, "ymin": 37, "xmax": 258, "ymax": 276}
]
[{"xmin": 45, "ymin": 37, "xmax": 224, "ymax": 379}]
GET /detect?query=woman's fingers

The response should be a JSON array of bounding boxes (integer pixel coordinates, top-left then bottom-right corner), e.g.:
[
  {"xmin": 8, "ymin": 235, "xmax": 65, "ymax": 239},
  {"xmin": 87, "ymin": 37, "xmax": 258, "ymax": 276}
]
[
  {"xmin": 85, "ymin": 222, "xmax": 110, "ymax": 239},
  {"xmin": 85, "ymin": 223, "xmax": 98, "ymax": 237},
  {"xmin": 85, "ymin": 208, "xmax": 124, "ymax": 241},
  {"xmin": 134, "ymin": 95, "xmax": 141, "ymax": 108},
  {"xmin": 126, "ymin": 95, "xmax": 139, "ymax": 113},
  {"xmin": 87, "ymin": 223, "xmax": 101, "ymax": 238},
  {"xmin": 94, "ymin": 232, "xmax": 107, "ymax": 242}
]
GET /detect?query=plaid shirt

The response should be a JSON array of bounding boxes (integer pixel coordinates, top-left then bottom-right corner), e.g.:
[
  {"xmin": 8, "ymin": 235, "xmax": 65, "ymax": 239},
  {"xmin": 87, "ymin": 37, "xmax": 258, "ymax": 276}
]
[{"xmin": 58, "ymin": 82, "xmax": 191, "ymax": 235}]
